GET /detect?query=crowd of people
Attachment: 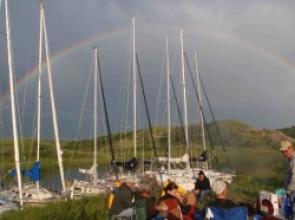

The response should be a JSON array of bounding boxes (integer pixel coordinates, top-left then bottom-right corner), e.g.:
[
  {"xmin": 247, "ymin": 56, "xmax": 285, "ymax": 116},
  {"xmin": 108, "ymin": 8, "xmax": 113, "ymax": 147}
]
[
  {"xmin": 109, "ymin": 170, "xmax": 248, "ymax": 220},
  {"xmin": 107, "ymin": 140, "xmax": 295, "ymax": 220}
]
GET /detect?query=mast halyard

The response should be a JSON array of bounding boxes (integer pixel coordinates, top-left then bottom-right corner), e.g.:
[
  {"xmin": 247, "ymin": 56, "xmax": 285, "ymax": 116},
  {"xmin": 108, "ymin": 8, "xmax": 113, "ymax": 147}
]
[
  {"xmin": 5, "ymin": 0, "xmax": 24, "ymax": 207},
  {"xmin": 41, "ymin": 2, "xmax": 66, "ymax": 194},
  {"xmin": 180, "ymin": 30, "xmax": 190, "ymax": 169},
  {"xmin": 132, "ymin": 16, "xmax": 137, "ymax": 158},
  {"xmin": 166, "ymin": 38, "xmax": 171, "ymax": 175},
  {"xmin": 194, "ymin": 51, "xmax": 208, "ymax": 169},
  {"xmin": 93, "ymin": 48, "xmax": 98, "ymax": 184}
]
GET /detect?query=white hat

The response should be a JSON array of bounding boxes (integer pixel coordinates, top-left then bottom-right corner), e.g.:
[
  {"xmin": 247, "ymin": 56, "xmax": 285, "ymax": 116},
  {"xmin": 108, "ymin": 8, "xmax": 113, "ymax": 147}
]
[
  {"xmin": 280, "ymin": 141, "xmax": 292, "ymax": 151},
  {"xmin": 211, "ymin": 180, "xmax": 226, "ymax": 195}
]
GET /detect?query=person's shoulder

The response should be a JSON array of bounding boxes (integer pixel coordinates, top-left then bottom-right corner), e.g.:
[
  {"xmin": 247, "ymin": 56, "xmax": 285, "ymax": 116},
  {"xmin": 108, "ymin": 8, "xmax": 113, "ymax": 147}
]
[
  {"xmin": 119, "ymin": 182, "xmax": 127, "ymax": 188},
  {"xmin": 160, "ymin": 194, "xmax": 179, "ymax": 207},
  {"xmin": 160, "ymin": 193, "xmax": 175, "ymax": 201}
]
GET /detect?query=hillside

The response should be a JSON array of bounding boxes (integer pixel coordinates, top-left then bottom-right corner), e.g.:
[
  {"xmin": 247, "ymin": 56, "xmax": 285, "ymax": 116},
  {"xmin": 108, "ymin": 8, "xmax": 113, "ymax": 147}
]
[
  {"xmin": 207, "ymin": 120, "xmax": 293, "ymax": 148},
  {"xmin": 279, "ymin": 125, "xmax": 295, "ymax": 139}
]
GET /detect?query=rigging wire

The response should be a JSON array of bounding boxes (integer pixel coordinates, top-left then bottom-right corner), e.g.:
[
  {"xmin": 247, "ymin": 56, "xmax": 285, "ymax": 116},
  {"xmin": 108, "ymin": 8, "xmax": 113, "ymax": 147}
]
[
  {"xmin": 65, "ymin": 57, "xmax": 93, "ymax": 181},
  {"xmin": 183, "ymin": 52, "xmax": 229, "ymax": 172},
  {"xmin": 154, "ymin": 42, "xmax": 169, "ymax": 158},
  {"xmin": 97, "ymin": 50, "xmax": 118, "ymax": 180},
  {"xmin": 136, "ymin": 53, "xmax": 162, "ymax": 181},
  {"xmin": 169, "ymin": 74, "xmax": 195, "ymax": 175},
  {"xmin": 120, "ymin": 35, "xmax": 132, "ymax": 165}
]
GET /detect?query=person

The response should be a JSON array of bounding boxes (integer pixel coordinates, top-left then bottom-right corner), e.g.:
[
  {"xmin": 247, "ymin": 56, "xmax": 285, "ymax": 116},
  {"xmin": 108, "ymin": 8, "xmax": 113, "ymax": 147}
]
[
  {"xmin": 181, "ymin": 192, "xmax": 198, "ymax": 220},
  {"xmin": 159, "ymin": 181, "xmax": 183, "ymax": 220},
  {"xmin": 204, "ymin": 179, "xmax": 248, "ymax": 220},
  {"xmin": 280, "ymin": 140, "xmax": 295, "ymax": 202},
  {"xmin": 110, "ymin": 180, "xmax": 136, "ymax": 217},
  {"xmin": 135, "ymin": 183, "xmax": 151, "ymax": 220},
  {"xmin": 195, "ymin": 170, "xmax": 211, "ymax": 202}
]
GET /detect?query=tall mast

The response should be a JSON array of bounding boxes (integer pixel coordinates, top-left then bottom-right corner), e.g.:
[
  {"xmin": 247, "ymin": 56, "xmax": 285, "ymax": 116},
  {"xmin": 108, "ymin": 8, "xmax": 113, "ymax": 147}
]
[
  {"xmin": 180, "ymin": 30, "xmax": 190, "ymax": 169},
  {"xmin": 166, "ymin": 38, "xmax": 171, "ymax": 175},
  {"xmin": 35, "ymin": 1, "xmax": 44, "ymax": 190},
  {"xmin": 5, "ymin": 0, "xmax": 23, "ymax": 207},
  {"xmin": 41, "ymin": 3, "xmax": 66, "ymax": 193},
  {"xmin": 132, "ymin": 16, "xmax": 137, "ymax": 158},
  {"xmin": 93, "ymin": 48, "xmax": 98, "ymax": 184},
  {"xmin": 37, "ymin": 2, "xmax": 44, "ymax": 165},
  {"xmin": 194, "ymin": 51, "xmax": 208, "ymax": 169}
]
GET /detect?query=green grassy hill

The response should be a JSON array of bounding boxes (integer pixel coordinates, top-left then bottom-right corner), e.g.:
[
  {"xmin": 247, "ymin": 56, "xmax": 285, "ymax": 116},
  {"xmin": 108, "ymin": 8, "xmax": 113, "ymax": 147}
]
[{"xmin": 279, "ymin": 125, "xmax": 295, "ymax": 139}]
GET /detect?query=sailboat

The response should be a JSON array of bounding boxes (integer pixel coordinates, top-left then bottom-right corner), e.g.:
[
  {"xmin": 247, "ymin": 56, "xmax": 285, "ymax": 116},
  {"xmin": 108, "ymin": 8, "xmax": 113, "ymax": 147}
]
[
  {"xmin": 68, "ymin": 48, "xmax": 107, "ymax": 198},
  {"xmin": 111, "ymin": 16, "xmax": 142, "ymax": 181},
  {"xmin": 158, "ymin": 30, "xmax": 190, "ymax": 168},
  {"xmin": 156, "ymin": 35, "xmax": 195, "ymax": 190},
  {"xmin": 156, "ymin": 30, "xmax": 234, "ymax": 190},
  {"xmin": 190, "ymin": 48, "xmax": 234, "ymax": 184},
  {"xmin": 111, "ymin": 16, "xmax": 161, "ymax": 184},
  {"xmin": 6, "ymin": 1, "xmax": 66, "ymax": 203}
]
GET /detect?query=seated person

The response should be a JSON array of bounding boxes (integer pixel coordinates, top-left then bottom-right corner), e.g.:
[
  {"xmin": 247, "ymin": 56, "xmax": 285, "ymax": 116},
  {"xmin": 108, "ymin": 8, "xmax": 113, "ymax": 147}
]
[
  {"xmin": 111, "ymin": 180, "xmax": 136, "ymax": 217},
  {"xmin": 204, "ymin": 179, "xmax": 248, "ymax": 220},
  {"xmin": 195, "ymin": 170, "xmax": 211, "ymax": 202},
  {"xmin": 159, "ymin": 181, "xmax": 183, "ymax": 220},
  {"xmin": 135, "ymin": 184, "xmax": 151, "ymax": 220},
  {"xmin": 181, "ymin": 192, "xmax": 197, "ymax": 220}
]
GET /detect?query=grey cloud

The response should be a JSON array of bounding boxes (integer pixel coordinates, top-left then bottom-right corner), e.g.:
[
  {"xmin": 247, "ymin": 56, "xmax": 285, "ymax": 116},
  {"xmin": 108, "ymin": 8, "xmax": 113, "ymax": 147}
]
[{"xmin": 1, "ymin": 0, "xmax": 294, "ymax": 138}]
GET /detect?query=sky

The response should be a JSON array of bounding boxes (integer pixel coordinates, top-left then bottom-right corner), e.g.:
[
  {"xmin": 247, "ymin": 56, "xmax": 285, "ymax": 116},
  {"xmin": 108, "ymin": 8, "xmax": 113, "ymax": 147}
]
[{"xmin": 0, "ymin": 0, "xmax": 294, "ymax": 139}]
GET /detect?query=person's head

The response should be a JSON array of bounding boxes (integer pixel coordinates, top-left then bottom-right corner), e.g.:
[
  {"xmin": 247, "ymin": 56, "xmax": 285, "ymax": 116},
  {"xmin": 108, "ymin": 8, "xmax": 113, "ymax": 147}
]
[
  {"xmin": 198, "ymin": 170, "xmax": 205, "ymax": 181},
  {"xmin": 280, "ymin": 141, "xmax": 294, "ymax": 159},
  {"xmin": 137, "ymin": 184, "xmax": 151, "ymax": 198},
  {"xmin": 164, "ymin": 181, "xmax": 178, "ymax": 196},
  {"xmin": 211, "ymin": 180, "xmax": 228, "ymax": 199}
]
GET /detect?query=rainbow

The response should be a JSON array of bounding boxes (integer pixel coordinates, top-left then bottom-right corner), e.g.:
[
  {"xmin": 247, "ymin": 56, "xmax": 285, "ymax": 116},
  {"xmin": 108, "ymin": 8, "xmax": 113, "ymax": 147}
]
[
  {"xmin": 2, "ymin": 26, "xmax": 295, "ymax": 103},
  {"xmin": 1, "ymin": 28, "xmax": 128, "ymax": 101}
]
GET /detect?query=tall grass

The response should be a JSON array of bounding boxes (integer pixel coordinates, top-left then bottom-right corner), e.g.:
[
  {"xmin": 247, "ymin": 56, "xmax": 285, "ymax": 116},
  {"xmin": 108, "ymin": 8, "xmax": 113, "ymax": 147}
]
[{"xmin": 0, "ymin": 196, "xmax": 107, "ymax": 220}]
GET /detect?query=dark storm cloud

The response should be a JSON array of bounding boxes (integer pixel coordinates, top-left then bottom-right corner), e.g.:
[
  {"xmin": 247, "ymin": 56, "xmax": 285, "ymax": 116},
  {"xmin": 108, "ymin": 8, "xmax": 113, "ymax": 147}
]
[{"xmin": 1, "ymin": 0, "xmax": 295, "ymax": 138}]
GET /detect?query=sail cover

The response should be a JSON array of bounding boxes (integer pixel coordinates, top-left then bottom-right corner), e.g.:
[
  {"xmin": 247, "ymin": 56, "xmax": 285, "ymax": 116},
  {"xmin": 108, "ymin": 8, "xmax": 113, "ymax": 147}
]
[{"xmin": 8, "ymin": 161, "xmax": 40, "ymax": 182}]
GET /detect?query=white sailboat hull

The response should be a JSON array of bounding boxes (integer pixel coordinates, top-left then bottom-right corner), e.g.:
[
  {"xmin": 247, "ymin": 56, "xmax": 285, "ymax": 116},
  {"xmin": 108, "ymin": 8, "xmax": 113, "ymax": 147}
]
[
  {"xmin": 0, "ymin": 195, "xmax": 18, "ymax": 213},
  {"xmin": 67, "ymin": 180, "xmax": 107, "ymax": 197},
  {"xmin": 147, "ymin": 168, "xmax": 234, "ymax": 191},
  {"xmin": 2, "ymin": 183, "xmax": 60, "ymax": 204}
]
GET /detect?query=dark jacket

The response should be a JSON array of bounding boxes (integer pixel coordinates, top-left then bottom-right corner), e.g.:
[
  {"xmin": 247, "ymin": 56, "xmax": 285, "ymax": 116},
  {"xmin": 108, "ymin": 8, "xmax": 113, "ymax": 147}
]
[
  {"xmin": 195, "ymin": 176, "xmax": 210, "ymax": 191},
  {"xmin": 111, "ymin": 182, "xmax": 134, "ymax": 215},
  {"xmin": 206, "ymin": 198, "xmax": 237, "ymax": 209}
]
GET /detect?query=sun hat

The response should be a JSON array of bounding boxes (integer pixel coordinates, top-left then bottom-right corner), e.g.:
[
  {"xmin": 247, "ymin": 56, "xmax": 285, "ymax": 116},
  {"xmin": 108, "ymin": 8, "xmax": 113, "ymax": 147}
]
[
  {"xmin": 211, "ymin": 180, "xmax": 227, "ymax": 195},
  {"xmin": 280, "ymin": 141, "xmax": 292, "ymax": 151}
]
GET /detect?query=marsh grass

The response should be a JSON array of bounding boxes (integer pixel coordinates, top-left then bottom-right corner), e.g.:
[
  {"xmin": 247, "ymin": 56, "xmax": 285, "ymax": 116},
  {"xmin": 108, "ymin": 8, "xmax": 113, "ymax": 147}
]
[{"xmin": 0, "ymin": 195, "xmax": 107, "ymax": 220}]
